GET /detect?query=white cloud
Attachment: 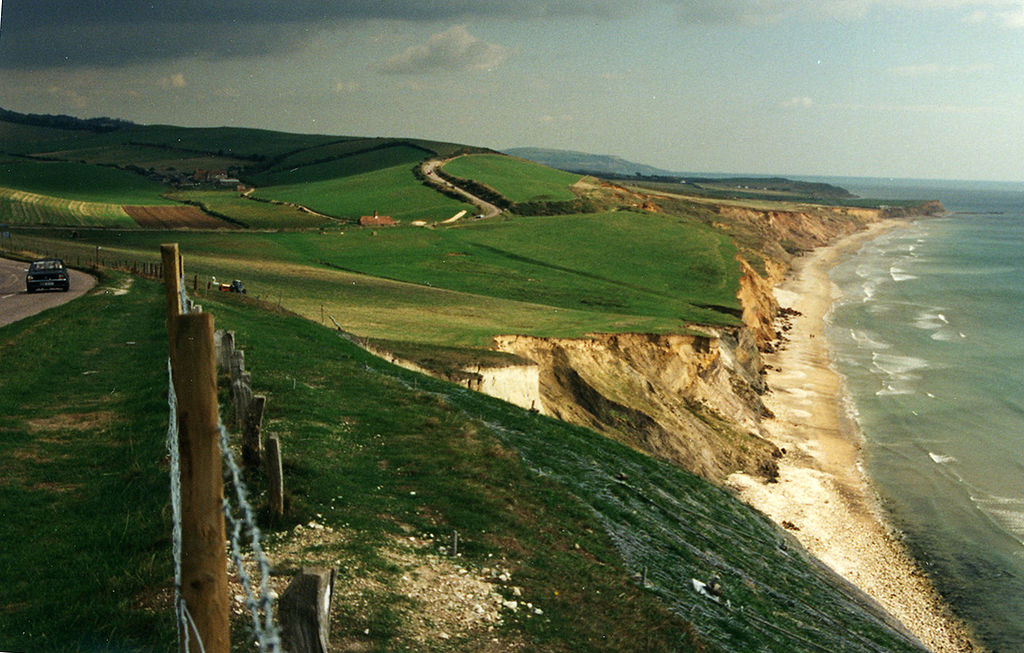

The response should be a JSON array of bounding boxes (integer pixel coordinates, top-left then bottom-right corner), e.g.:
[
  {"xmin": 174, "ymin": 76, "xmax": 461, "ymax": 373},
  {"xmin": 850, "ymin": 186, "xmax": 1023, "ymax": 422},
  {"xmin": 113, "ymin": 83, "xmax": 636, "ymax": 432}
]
[
  {"xmin": 379, "ymin": 25, "xmax": 510, "ymax": 75},
  {"xmin": 782, "ymin": 96, "xmax": 814, "ymax": 108},
  {"xmin": 998, "ymin": 3, "xmax": 1024, "ymax": 27}
]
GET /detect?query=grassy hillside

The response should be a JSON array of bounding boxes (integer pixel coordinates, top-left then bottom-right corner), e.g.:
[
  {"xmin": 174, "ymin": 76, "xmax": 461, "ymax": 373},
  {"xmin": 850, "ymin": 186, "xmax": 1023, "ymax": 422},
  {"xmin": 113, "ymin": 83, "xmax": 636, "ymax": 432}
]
[
  {"xmin": 0, "ymin": 111, "xmax": 491, "ymax": 229},
  {"xmin": 0, "ymin": 159, "xmax": 175, "ymax": 205},
  {"xmin": 252, "ymin": 164, "xmax": 474, "ymax": 223},
  {"xmin": 0, "ymin": 274, "xmax": 925, "ymax": 652},
  {"xmin": 442, "ymin": 154, "xmax": 583, "ymax": 203},
  {"xmin": 165, "ymin": 190, "xmax": 331, "ymax": 229},
  {"xmin": 7, "ymin": 207, "xmax": 742, "ymax": 347},
  {"xmin": 248, "ymin": 143, "xmax": 430, "ymax": 187},
  {"xmin": 0, "ymin": 188, "xmax": 136, "ymax": 227}
]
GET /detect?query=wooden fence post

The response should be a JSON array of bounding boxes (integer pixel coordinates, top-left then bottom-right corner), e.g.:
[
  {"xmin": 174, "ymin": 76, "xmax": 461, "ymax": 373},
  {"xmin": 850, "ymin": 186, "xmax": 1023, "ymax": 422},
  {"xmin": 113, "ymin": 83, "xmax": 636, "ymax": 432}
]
[
  {"xmin": 266, "ymin": 435, "xmax": 284, "ymax": 517},
  {"xmin": 220, "ymin": 331, "xmax": 235, "ymax": 372},
  {"xmin": 242, "ymin": 395, "xmax": 266, "ymax": 468},
  {"xmin": 279, "ymin": 567, "xmax": 335, "ymax": 653},
  {"xmin": 170, "ymin": 312, "xmax": 230, "ymax": 653},
  {"xmin": 163, "ymin": 243, "xmax": 229, "ymax": 653},
  {"xmin": 161, "ymin": 244, "xmax": 183, "ymax": 331}
]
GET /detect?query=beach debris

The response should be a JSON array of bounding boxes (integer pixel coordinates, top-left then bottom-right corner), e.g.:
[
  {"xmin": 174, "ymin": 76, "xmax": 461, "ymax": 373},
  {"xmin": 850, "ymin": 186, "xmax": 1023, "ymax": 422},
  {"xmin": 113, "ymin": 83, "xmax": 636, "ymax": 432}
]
[{"xmin": 781, "ymin": 520, "xmax": 800, "ymax": 531}]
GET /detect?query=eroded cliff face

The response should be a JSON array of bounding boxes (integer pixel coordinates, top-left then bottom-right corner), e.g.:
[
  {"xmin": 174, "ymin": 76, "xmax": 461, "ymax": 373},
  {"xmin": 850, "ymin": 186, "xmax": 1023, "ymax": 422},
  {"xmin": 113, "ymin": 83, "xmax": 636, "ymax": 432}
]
[
  {"xmin": 361, "ymin": 201, "xmax": 944, "ymax": 485},
  {"xmin": 737, "ymin": 257, "xmax": 783, "ymax": 350},
  {"xmin": 491, "ymin": 330, "xmax": 781, "ymax": 482}
]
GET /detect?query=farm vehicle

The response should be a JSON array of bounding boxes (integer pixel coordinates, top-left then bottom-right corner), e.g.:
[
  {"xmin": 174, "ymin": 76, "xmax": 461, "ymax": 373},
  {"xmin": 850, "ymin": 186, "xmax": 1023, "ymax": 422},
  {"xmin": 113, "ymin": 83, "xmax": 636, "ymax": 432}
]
[{"xmin": 209, "ymin": 277, "xmax": 246, "ymax": 293}]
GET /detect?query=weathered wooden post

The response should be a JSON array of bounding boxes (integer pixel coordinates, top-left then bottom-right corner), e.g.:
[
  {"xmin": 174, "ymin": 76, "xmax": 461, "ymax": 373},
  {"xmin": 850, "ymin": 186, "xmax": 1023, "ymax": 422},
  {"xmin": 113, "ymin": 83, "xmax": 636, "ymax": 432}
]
[
  {"xmin": 279, "ymin": 567, "xmax": 336, "ymax": 653},
  {"xmin": 266, "ymin": 435, "xmax": 284, "ymax": 517},
  {"xmin": 242, "ymin": 394, "xmax": 266, "ymax": 468},
  {"xmin": 161, "ymin": 244, "xmax": 183, "ymax": 328},
  {"xmin": 220, "ymin": 331, "xmax": 235, "ymax": 372},
  {"xmin": 163, "ymin": 244, "xmax": 230, "ymax": 653}
]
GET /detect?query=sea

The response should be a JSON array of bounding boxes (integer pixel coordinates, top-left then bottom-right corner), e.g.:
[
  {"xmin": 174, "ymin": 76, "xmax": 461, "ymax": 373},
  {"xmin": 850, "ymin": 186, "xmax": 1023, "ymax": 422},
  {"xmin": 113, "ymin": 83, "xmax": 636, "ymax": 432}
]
[{"xmin": 818, "ymin": 177, "xmax": 1024, "ymax": 651}]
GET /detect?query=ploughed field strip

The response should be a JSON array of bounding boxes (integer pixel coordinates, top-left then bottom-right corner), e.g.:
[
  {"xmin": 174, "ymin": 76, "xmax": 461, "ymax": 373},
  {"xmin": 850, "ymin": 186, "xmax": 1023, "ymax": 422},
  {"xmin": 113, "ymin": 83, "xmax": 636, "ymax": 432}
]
[
  {"xmin": 122, "ymin": 205, "xmax": 236, "ymax": 229},
  {"xmin": 0, "ymin": 188, "xmax": 236, "ymax": 229}
]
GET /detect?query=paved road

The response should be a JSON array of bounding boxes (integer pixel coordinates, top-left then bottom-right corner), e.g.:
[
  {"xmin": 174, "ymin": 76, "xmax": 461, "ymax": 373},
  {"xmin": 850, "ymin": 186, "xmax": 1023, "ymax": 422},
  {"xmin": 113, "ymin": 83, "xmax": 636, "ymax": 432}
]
[{"xmin": 0, "ymin": 257, "xmax": 97, "ymax": 328}]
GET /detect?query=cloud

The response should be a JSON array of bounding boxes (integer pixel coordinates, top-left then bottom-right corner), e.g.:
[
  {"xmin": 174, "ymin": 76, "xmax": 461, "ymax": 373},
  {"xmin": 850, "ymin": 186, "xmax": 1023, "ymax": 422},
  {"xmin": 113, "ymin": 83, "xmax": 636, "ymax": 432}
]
[
  {"xmin": 782, "ymin": 96, "xmax": 814, "ymax": 108},
  {"xmin": 998, "ymin": 4, "xmax": 1024, "ymax": 27},
  {"xmin": 378, "ymin": 26, "xmax": 510, "ymax": 75},
  {"xmin": 0, "ymin": 1, "xmax": 623, "ymax": 69},
  {"xmin": 159, "ymin": 73, "xmax": 187, "ymax": 88},
  {"xmin": 3, "ymin": 0, "xmax": 1022, "ymax": 71}
]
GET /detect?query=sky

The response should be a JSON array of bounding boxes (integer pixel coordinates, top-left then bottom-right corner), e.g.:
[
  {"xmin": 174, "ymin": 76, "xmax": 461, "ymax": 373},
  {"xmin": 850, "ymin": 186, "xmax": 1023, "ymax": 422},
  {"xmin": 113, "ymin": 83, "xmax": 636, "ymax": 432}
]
[{"xmin": 2, "ymin": 1, "xmax": 1024, "ymax": 181}]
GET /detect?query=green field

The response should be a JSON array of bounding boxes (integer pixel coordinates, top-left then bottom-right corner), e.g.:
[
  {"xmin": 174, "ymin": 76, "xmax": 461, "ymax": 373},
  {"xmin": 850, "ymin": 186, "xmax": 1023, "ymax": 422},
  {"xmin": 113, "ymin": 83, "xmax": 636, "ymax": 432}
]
[
  {"xmin": 249, "ymin": 143, "xmax": 430, "ymax": 187},
  {"xmin": 38, "ymin": 143, "xmax": 248, "ymax": 172},
  {"xmin": 9, "ymin": 208, "xmax": 741, "ymax": 346},
  {"xmin": 0, "ymin": 160, "xmax": 174, "ymax": 205},
  {"xmin": 442, "ymin": 154, "xmax": 583, "ymax": 203},
  {"xmin": 253, "ymin": 163, "xmax": 474, "ymax": 223},
  {"xmin": 0, "ymin": 188, "xmax": 136, "ymax": 227}
]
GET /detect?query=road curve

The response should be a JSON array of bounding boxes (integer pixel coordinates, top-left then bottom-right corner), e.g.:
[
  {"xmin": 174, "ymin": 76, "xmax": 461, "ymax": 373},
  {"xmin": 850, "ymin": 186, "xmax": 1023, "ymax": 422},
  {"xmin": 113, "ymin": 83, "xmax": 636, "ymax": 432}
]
[
  {"xmin": 0, "ymin": 257, "xmax": 97, "ymax": 328},
  {"xmin": 421, "ymin": 158, "xmax": 503, "ymax": 219}
]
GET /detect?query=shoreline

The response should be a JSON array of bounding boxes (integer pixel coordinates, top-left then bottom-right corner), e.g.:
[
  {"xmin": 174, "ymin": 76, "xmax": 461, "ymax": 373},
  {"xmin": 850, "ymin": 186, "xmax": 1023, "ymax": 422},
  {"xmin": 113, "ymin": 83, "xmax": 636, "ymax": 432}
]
[{"xmin": 726, "ymin": 220, "xmax": 978, "ymax": 652}]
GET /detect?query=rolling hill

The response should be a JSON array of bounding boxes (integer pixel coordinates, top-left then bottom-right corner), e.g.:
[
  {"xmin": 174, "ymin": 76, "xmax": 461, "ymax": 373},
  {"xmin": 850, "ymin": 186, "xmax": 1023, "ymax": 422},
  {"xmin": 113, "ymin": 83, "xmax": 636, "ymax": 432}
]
[{"xmin": 0, "ymin": 106, "xmax": 948, "ymax": 651}]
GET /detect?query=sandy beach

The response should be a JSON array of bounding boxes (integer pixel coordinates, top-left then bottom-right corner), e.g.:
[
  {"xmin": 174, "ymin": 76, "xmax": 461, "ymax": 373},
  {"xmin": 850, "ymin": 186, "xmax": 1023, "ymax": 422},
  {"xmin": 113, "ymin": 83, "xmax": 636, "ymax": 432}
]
[{"xmin": 726, "ymin": 221, "xmax": 978, "ymax": 653}]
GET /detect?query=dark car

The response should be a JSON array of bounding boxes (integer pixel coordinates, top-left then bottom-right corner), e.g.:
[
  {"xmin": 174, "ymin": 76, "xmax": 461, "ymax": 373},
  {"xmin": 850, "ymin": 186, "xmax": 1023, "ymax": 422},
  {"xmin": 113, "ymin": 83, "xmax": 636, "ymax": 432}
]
[{"xmin": 25, "ymin": 258, "xmax": 70, "ymax": 293}]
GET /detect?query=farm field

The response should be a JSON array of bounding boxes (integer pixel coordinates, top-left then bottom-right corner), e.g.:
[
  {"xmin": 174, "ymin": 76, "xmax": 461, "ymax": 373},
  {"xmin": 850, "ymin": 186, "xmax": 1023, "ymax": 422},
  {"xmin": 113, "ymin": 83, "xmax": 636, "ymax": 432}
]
[
  {"xmin": 8, "ymin": 207, "xmax": 741, "ymax": 346},
  {"xmin": 0, "ymin": 159, "xmax": 174, "ymax": 205},
  {"xmin": 166, "ymin": 190, "xmax": 330, "ymax": 229},
  {"xmin": 122, "ymin": 205, "xmax": 233, "ymax": 229},
  {"xmin": 442, "ymin": 153, "xmax": 583, "ymax": 203},
  {"xmin": 0, "ymin": 187, "xmax": 136, "ymax": 227},
  {"xmin": 248, "ymin": 143, "xmax": 430, "ymax": 187},
  {"xmin": 37, "ymin": 143, "xmax": 248, "ymax": 172},
  {"xmin": 253, "ymin": 163, "xmax": 474, "ymax": 223}
]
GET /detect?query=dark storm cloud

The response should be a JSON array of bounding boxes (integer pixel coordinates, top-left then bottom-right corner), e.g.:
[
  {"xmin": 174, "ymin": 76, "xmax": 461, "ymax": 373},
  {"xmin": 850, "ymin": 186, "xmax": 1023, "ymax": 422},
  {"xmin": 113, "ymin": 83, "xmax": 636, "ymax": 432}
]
[{"xmin": 0, "ymin": 0, "xmax": 632, "ymax": 68}]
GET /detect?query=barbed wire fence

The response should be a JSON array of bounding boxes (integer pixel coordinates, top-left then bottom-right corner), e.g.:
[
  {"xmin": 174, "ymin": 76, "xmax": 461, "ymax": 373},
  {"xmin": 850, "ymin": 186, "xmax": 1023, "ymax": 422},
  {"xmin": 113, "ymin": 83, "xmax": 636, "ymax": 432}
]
[{"xmin": 162, "ymin": 243, "xmax": 282, "ymax": 653}]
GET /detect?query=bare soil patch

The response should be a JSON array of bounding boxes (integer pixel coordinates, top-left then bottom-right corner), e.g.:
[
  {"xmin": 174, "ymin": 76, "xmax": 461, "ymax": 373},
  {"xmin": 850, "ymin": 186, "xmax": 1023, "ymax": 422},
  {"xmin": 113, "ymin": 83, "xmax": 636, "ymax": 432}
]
[
  {"xmin": 124, "ymin": 205, "xmax": 235, "ymax": 229},
  {"xmin": 27, "ymin": 410, "xmax": 116, "ymax": 433}
]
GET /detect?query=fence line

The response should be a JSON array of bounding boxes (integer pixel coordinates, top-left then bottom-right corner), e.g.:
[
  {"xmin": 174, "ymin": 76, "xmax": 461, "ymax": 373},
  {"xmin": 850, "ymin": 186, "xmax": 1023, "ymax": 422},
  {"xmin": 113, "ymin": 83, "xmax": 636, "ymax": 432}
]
[{"xmin": 163, "ymin": 243, "xmax": 281, "ymax": 653}]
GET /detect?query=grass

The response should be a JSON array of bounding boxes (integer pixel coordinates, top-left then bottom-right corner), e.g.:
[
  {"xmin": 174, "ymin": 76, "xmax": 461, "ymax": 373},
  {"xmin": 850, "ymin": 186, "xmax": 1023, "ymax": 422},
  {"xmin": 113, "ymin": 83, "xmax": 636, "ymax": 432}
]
[
  {"xmin": 39, "ymin": 143, "xmax": 248, "ymax": 173},
  {"xmin": 121, "ymin": 125, "xmax": 339, "ymax": 160},
  {"xmin": 0, "ymin": 272, "xmax": 176, "ymax": 651},
  {"xmin": 0, "ymin": 272, "xmax": 927, "ymax": 651},
  {"xmin": 442, "ymin": 154, "xmax": 583, "ymax": 203},
  {"xmin": 0, "ymin": 187, "xmax": 137, "ymax": 227},
  {"xmin": 247, "ymin": 144, "xmax": 429, "ymax": 187},
  {"xmin": 252, "ymin": 164, "xmax": 474, "ymax": 223},
  {"xmin": 0, "ymin": 159, "xmax": 175, "ymax": 205},
  {"xmin": 7, "ymin": 206, "xmax": 741, "ymax": 347}
]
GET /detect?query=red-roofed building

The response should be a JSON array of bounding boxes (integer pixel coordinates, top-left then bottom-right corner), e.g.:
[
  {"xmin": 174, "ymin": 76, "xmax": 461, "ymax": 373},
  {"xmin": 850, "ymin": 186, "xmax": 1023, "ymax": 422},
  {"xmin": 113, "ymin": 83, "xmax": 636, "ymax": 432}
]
[{"xmin": 359, "ymin": 211, "xmax": 396, "ymax": 227}]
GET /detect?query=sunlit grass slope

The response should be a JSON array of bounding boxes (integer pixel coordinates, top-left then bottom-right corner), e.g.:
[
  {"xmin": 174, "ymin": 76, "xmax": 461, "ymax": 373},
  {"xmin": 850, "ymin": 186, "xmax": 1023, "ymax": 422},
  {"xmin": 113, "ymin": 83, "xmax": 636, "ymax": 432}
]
[
  {"xmin": 442, "ymin": 154, "xmax": 583, "ymax": 202},
  {"xmin": 13, "ymin": 208, "xmax": 741, "ymax": 345},
  {"xmin": 252, "ymin": 164, "xmax": 474, "ymax": 223}
]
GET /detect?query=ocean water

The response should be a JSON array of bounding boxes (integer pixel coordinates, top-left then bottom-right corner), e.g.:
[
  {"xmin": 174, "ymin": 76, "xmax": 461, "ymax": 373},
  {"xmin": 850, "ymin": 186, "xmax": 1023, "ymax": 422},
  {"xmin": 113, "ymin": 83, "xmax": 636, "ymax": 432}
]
[{"xmin": 824, "ymin": 178, "xmax": 1024, "ymax": 650}]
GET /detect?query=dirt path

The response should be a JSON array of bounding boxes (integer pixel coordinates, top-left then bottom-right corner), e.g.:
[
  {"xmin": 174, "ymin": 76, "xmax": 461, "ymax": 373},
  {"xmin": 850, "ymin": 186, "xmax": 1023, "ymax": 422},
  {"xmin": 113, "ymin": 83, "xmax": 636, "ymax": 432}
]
[
  {"xmin": 0, "ymin": 257, "xmax": 97, "ymax": 328},
  {"xmin": 420, "ymin": 159, "xmax": 503, "ymax": 219}
]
